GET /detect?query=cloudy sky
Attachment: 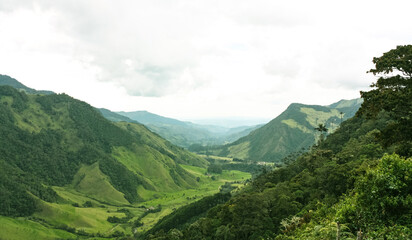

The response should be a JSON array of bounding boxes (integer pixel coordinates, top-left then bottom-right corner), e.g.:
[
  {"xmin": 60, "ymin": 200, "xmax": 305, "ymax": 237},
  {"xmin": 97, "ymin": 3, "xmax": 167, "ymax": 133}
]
[{"xmin": 1, "ymin": 0, "xmax": 411, "ymax": 122}]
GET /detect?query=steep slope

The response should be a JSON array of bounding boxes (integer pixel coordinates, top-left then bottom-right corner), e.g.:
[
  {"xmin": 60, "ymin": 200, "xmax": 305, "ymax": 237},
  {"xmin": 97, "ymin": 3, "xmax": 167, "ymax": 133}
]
[
  {"xmin": 215, "ymin": 99, "xmax": 363, "ymax": 162},
  {"xmin": 114, "ymin": 110, "xmax": 261, "ymax": 148},
  {"xmin": 0, "ymin": 85, "xmax": 206, "ymax": 218}
]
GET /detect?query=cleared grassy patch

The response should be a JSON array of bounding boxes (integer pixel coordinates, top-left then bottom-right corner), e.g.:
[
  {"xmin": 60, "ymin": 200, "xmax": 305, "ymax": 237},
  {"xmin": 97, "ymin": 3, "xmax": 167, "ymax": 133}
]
[
  {"xmin": 301, "ymin": 107, "xmax": 341, "ymax": 128},
  {"xmin": 281, "ymin": 119, "xmax": 312, "ymax": 133},
  {"xmin": 71, "ymin": 162, "xmax": 130, "ymax": 205},
  {"xmin": 0, "ymin": 216, "xmax": 76, "ymax": 240}
]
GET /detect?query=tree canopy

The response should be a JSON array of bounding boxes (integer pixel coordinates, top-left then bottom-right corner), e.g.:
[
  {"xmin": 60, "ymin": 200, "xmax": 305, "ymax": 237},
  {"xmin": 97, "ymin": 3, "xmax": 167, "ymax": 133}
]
[{"xmin": 358, "ymin": 45, "xmax": 412, "ymax": 155}]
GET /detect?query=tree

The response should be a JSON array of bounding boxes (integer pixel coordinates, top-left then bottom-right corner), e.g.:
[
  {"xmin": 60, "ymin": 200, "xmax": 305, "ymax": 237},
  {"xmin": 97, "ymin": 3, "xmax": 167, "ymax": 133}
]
[
  {"xmin": 314, "ymin": 124, "xmax": 328, "ymax": 134},
  {"xmin": 358, "ymin": 45, "xmax": 412, "ymax": 155},
  {"xmin": 315, "ymin": 124, "xmax": 328, "ymax": 142}
]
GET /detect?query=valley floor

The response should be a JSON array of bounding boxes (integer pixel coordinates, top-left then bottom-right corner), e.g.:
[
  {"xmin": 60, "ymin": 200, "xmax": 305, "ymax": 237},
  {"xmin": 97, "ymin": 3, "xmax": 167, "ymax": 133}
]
[{"xmin": 0, "ymin": 165, "xmax": 250, "ymax": 240}]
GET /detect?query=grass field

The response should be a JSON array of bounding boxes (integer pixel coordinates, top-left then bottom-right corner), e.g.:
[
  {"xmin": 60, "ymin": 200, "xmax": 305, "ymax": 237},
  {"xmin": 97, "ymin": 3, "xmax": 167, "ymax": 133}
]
[
  {"xmin": 134, "ymin": 164, "xmax": 251, "ymax": 231},
  {"xmin": 0, "ymin": 165, "xmax": 251, "ymax": 239},
  {"xmin": 0, "ymin": 216, "xmax": 77, "ymax": 240}
]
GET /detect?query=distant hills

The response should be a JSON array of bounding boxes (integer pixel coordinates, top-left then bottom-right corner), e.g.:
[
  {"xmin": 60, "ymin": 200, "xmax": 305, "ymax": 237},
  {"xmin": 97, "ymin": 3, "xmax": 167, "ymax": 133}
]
[
  {"xmin": 109, "ymin": 110, "xmax": 263, "ymax": 148},
  {"xmin": 197, "ymin": 98, "xmax": 363, "ymax": 162}
]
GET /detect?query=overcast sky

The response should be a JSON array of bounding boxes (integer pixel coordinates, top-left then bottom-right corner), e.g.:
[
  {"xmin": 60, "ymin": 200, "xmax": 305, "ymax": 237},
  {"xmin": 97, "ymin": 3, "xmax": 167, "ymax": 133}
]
[{"xmin": 1, "ymin": 0, "xmax": 411, "ymax": 122}]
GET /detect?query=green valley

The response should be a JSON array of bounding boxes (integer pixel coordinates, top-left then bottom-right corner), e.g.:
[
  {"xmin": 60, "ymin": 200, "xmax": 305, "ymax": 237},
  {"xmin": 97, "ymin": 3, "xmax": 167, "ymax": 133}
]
[
  {"xmin": 0, "ymin": 45, "xmax": 411, "ymax": 240},
  {"xmin": 0, "ymin": 82, "xmax": 252, "ymax": 239}
]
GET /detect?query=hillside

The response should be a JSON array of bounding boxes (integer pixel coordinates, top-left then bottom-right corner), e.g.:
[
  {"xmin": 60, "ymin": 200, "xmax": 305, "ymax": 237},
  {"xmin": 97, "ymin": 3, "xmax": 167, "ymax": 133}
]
[
  {"xmin": 207, "ymin": 99, "xmax": 363, "ymax": 162},
  {"xmin": 115, "ymin": 110, "xmax": 261, "ymax": 148},
  {"xmin": 0, "ymin": 85, "xmax": 208, "ymax": 217},
  {"xmin": 145, "ymin": 45, "xmax": 412, "ymax": 240}
]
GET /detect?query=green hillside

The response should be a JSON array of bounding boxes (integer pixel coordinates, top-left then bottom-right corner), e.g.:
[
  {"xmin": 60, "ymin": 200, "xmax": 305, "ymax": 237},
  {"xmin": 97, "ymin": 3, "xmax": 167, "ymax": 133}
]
[
  {"xmin": 0, "ymin": 77, "xmax": 251, "ymax": 239},
  {"xmin": 208, "ymin": 99, "xmax": 363, "ymax": 162},
  {"xmin": 0, "ymin": 84, "xmax": 207, "ymax": 215}
]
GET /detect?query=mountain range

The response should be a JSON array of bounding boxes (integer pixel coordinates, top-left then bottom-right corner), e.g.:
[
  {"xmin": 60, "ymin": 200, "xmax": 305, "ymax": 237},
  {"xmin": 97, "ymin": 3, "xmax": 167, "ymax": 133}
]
[{"xmin": 103, "ymin": 110, "xmax": 263, "ymax": 148}]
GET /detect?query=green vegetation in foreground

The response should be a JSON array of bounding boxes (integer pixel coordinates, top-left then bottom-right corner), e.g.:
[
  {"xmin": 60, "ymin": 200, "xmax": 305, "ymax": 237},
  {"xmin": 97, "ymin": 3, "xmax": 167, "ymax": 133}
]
[{"xmin": 145, "ymin": 45, "xmax": 412, "ymax": 240}]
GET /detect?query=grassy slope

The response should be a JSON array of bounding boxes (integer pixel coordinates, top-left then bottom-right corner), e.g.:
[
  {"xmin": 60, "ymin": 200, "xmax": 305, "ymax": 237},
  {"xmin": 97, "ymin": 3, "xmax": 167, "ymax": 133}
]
[
  {"xmin": 218, "ymin": 100, "xmax": 362, "ymax": 162},
  {"xmin": 0, "ymin": 216, "xmax": 76, "ymax": 240},
  {"xmin": 71, "ymin": 162, "xmax": 130, "ymax": 205}
]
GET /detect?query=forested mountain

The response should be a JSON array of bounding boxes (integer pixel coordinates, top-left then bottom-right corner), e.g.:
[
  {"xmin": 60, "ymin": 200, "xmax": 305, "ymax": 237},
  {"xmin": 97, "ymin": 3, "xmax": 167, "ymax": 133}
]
[
  {"xmin": 0, "ymin": 84, "xmax": 207, "ymax": 218},
  {"xmin": 200, "ymin": 98, "xmax": 362, "ymax": 162},
  {"xmin": 115, "ymin": 110, "xmax": 262, "ymax": 148},
  {"xmin": 0, "ymin": 74, "xmax": 54, "ymax": 95},
  {"xmin": 146, "ymin": 45, "xmax": 412, "ymax": 240}
]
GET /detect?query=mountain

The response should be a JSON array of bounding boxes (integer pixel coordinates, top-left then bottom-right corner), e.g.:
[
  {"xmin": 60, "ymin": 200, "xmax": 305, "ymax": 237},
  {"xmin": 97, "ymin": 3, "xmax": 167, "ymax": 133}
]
[
  {"xmin": 114, "ymin": 110, "xmax": 262, "ymax": 148},
  {"xmin": 0, "ymin": 74, "xmax": 54, "ymax": 95},
  {"xmin": 0, "ymin": 84, "xmax": 207, "ymax": 218},
  {"xmin": 207, "ymin": 99, "xmax": 363, "ymax": 162}
]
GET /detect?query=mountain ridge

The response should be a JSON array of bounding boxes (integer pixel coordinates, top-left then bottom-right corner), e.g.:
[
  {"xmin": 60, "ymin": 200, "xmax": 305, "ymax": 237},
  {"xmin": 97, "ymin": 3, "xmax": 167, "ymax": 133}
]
[{"xmin": 198, "ymin": 98, "xmax": 363, "ymax": 162}]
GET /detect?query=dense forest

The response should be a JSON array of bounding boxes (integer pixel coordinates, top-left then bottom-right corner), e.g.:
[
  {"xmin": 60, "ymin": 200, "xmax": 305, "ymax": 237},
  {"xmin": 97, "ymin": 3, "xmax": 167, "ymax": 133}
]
[{"xmin": 145, "ymin": 46, "xmax": 412, "ymax": 239}]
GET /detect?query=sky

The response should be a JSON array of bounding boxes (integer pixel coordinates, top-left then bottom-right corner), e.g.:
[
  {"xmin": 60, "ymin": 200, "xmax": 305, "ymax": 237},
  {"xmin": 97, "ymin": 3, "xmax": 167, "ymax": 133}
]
[{"xmin": 1, "ymin": 0, "xmax": 411, "ymax": 123}]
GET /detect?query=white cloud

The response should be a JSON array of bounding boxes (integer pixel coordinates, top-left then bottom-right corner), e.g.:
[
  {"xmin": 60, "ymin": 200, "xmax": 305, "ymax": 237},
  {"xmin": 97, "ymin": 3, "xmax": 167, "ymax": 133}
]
[{"xmin": 0, "ymin": 0, "xmax": 411, "ymax": 119}]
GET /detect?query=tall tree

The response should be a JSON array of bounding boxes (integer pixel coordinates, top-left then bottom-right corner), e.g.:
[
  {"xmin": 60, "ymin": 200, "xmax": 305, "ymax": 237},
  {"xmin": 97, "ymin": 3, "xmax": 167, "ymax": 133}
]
[
  {"xmin": 358, "ymin": 45, "xmax": 412, "ymax": 155},
  {"xmin": 315, "ymin": 123, "xmax": 328, "ymax": 142}
]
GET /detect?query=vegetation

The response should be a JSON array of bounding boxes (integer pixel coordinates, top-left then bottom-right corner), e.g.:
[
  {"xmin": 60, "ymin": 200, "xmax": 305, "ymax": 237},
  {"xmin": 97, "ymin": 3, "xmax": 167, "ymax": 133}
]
[
  {"xmin": 145, "ymin": 46, "xmax": 412, "ymax": 239},
  {"xmin": 0, "ymin": 85, "xmax": 205, "ymax": 217},
  {"xmin": 1, "ymin": 46, "xmax": 410, "ymax": 239}
]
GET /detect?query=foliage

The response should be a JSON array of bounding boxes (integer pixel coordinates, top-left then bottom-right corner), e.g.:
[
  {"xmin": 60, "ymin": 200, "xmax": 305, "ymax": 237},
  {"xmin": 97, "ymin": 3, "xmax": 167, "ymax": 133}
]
[
  {"xmin": 151, "ymin": 46, "xmax": 411, "ymax": 239},
  {"xmin": 336, "ymin": 154, "xmax": 412, "ymax": 232},
  {"xmin": 358, "ymin": 45, "xmax": 412, "ymax": 155},
  {"xmin": 207, "ymin": 163, "xmax": 223, "ymax": 174},
  {"xmin": 147, "ymin": 193, "xmax": 231, "ymax": 236}
]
